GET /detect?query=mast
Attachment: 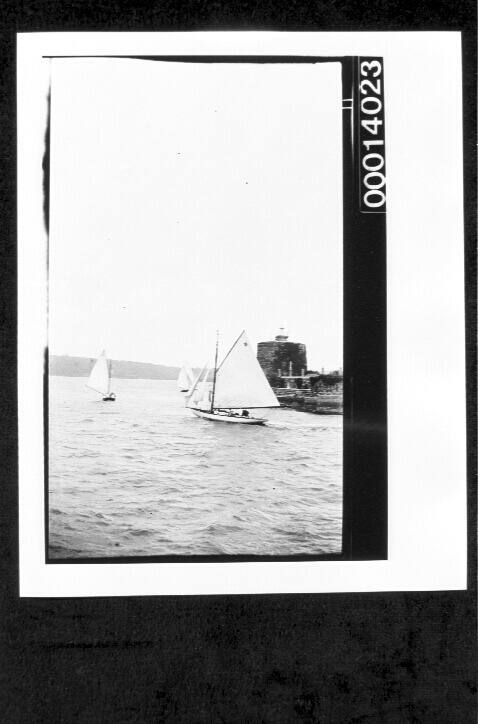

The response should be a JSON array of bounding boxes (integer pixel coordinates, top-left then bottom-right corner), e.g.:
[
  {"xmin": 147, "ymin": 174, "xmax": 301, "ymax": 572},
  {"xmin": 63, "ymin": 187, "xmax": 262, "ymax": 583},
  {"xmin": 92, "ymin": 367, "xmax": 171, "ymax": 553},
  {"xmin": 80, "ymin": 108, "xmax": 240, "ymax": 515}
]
[
  {"xmin": 210, "ymin": 330, "xmax": 219, "ymax": 413},
  {"xmin": 108, "ymin": 359, "xmax": 112, "ymax": 394}
]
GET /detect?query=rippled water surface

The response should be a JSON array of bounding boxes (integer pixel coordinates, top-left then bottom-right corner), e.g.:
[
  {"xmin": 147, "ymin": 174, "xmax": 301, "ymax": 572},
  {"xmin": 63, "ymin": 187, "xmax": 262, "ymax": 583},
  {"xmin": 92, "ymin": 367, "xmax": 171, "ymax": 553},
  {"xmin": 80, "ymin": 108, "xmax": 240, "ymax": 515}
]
[{"xmin": 49, "ymin": 377, "xmax": 342, "ymax": 558}]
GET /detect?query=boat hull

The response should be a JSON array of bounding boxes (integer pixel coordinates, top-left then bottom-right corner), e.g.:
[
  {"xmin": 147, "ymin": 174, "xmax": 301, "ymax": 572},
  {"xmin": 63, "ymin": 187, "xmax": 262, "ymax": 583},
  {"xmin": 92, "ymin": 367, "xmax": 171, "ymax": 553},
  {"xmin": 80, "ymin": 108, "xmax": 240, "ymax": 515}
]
[{"xmin": 191, "ymin": 409, "xmax": 267, "ymax": 425}]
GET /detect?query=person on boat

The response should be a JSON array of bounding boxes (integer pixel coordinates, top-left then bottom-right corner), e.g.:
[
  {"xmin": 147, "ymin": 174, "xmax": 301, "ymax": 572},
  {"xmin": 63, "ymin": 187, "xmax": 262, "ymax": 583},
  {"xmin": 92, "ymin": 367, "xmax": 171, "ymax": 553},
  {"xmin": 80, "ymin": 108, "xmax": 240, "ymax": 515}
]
[{"xmin": 241, "ymin": 409, "xmax": 249, "ymax": 418}]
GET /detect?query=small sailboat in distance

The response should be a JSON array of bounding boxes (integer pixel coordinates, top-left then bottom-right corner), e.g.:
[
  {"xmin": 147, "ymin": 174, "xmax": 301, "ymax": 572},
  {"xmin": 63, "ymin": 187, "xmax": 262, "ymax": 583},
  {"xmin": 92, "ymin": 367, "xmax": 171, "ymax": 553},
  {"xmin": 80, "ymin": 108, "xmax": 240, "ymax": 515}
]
[
  {"xmin": 187, "ymin": 331, "xmax": 279, "ymax": 425},
  {"xmin": 86, "ymin": 350, "xmax": 116, "ymax": 401},
  {"xmin": 177, "ymin": 363, "xmax": 195, "ymax": 393}
]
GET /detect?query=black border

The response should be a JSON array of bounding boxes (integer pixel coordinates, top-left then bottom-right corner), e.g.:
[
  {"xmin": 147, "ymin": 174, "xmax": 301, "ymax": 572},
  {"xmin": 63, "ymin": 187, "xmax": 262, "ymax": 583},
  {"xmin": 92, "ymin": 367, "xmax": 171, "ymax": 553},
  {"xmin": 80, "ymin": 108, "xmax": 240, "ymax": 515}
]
[
  {"xmin": 43, "ymin": 54, "xmax": 388, "ymax": 564},
  {"xmin": 1, "ymin": 4, "xmax": 475, "ymax": 722}
]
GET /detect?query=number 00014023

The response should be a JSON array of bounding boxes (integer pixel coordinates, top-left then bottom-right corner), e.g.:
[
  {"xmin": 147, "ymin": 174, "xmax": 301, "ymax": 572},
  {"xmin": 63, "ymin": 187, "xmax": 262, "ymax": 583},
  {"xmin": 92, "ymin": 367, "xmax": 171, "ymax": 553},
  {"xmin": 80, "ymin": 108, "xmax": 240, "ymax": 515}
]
[{"xmin": 359, "ymin": 58, "xmax": 386, "ymax": 211}]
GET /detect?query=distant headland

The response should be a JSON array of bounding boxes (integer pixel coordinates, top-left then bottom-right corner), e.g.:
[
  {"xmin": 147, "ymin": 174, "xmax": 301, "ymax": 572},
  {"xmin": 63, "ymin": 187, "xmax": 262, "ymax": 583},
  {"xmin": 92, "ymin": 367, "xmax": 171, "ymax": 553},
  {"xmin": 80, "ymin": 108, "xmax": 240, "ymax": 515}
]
[{"xmin": 49, "ymin": 355, "xmax": 181, "ymax": 380}]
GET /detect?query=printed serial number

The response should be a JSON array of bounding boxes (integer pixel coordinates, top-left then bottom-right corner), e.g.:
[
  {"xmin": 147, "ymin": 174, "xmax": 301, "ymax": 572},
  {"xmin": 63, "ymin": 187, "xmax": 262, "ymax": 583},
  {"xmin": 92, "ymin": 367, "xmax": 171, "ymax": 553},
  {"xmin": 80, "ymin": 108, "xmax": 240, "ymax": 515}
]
[{"xmin": 359, "ymin": 59, "xmax": 386, "ymax": 212}]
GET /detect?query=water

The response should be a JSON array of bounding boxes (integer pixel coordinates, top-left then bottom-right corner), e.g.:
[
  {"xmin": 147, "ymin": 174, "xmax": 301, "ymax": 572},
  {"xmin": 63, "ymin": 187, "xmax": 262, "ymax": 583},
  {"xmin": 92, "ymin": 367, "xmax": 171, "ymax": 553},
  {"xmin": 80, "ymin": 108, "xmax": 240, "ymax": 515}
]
[{"xmin": 48, "ymin": 377, "xmax": 343, "ymax": 558}]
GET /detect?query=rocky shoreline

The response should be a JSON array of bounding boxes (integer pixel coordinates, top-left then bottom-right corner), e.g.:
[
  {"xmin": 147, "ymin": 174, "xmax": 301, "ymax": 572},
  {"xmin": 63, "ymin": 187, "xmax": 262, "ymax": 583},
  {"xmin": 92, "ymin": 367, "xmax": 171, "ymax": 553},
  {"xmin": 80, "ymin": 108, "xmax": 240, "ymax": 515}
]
[{"xmin": 276, "ymin": 392, "xmax": 343, "ymax": 415}]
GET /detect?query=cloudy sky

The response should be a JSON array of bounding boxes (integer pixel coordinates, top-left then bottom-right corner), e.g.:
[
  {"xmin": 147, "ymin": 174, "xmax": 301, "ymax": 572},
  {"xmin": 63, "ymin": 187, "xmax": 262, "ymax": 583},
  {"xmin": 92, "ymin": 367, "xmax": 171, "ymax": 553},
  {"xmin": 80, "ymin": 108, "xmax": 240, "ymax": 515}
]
[{"xmin": 49, "ymin": 57, "xmax": 342, "ymax": 370}]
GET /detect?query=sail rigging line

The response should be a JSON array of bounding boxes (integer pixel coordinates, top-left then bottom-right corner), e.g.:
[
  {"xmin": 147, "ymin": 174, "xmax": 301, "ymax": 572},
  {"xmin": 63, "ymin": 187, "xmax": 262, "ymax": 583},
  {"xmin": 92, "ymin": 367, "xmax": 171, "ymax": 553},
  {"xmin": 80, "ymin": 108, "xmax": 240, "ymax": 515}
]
[
  {"xmin": 86, "ymin": 383, "xmax": 106, "ymax": 395},
  {"xmin": 210, "ymin": 331, "xmax": 219, "ymax": 413},
  {"xmin": 216, "ymin": 329, "xmax": 246, "ymax": 372}
]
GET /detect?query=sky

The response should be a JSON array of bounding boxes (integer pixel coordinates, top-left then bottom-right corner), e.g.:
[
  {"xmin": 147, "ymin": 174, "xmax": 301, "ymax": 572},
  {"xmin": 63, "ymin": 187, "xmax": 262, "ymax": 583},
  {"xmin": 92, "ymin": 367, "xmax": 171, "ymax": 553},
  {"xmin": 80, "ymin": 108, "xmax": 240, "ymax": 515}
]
[{"xmin": 49, "ymin": 58, "xmax": 343, "ymax": 370}]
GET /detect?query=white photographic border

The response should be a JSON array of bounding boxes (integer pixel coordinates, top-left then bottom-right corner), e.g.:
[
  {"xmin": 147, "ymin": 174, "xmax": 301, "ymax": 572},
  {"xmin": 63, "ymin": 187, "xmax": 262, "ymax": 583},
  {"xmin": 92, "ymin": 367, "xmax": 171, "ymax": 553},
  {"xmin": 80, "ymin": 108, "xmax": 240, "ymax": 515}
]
[{"xmin": 18, "ymin": 31, "xmax": 467, "ymax": 597}]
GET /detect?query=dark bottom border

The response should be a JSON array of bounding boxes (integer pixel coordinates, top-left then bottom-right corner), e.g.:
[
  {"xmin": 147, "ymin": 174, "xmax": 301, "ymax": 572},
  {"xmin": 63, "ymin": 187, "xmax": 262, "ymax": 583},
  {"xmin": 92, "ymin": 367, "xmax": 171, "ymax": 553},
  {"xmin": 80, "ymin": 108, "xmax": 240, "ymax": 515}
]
[{"xmin": 47, "ymin": 552, "xmax": 344, "ymax": 565}]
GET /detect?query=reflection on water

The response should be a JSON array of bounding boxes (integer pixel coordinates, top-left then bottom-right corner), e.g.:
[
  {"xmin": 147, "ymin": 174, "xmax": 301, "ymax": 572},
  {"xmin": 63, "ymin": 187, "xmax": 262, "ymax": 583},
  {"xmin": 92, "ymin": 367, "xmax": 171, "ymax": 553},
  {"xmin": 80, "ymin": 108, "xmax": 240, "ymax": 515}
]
[{"xmin": 49, "ymin": 377, "xmax": 342, "ymax": 558}]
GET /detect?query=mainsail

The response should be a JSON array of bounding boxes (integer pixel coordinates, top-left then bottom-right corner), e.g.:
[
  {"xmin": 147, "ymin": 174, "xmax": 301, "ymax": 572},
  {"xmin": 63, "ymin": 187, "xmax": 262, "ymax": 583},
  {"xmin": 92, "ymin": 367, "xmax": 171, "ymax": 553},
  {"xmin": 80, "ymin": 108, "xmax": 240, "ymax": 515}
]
[
  {"xmin": 212, "ymin": 332, "xmax": 279, "ymax": 409},
  {"xmin": 86, "ymin": 351, "xmax": 110, "ymax": 396}
]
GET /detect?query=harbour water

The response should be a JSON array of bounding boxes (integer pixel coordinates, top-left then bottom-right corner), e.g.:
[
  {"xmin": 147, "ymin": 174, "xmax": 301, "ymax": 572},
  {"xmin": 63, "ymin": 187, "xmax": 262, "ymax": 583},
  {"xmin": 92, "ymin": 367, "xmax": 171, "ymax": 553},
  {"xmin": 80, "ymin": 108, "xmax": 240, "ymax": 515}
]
[{"xmin": 48, "ymin": 377, "xmax": 343, "ymax": 558}]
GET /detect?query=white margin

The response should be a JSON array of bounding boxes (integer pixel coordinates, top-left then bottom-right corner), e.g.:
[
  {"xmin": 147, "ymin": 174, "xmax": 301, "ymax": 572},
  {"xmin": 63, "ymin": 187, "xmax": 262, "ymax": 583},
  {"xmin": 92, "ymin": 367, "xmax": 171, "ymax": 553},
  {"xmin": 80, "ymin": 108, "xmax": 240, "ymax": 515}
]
[{"xmin": 18, "ymin": 32, "xmax": 467, "ymax": 596}]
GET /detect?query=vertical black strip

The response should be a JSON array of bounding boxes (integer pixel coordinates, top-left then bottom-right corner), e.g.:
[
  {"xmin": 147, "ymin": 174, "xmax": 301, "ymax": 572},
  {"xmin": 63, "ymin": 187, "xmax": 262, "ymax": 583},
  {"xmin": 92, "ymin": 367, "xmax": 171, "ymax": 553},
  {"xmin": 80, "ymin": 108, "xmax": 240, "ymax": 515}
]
[
  {"xmin": 42, "ymin": 88, "xmax": 50, "ymax": 234},
  {"xmin": 43, "ymin": 347, "xmax": 49, "ymax": 560},
  {"xmin": 342, "ymin": 57, "xmax": 388, "ymax": 559},
  {"xmin": 43, "ymin": 80, "xmax": 51, "ymax": 560},
  {"xmin": 462, "ymin": 29, "xmax": 477, "ymax": 591},
  {"xmin": 341, "ymin": 58, "xmax": 354, "ymax": 559}
]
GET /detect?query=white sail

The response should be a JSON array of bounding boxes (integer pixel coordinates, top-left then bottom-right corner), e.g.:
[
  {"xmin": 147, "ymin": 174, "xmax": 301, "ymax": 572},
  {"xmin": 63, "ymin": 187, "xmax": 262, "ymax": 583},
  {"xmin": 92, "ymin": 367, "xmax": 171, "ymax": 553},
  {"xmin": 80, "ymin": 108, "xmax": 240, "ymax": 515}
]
[
  {"xmin": 185, "ymin": 364, "xmax": 195, "ymax": 386},
  {"xmin": 86, "ymin": 351, "xmax": 110, "ymax": 395},
  {"xmin": 212, "ymin": 332, "xmax": 279, "ymax": 409},
  {"xmin": 185, "ymin": 366, "xmax": 203, "ymax": 401},
  {"xmin": 178, "ymin": 363, "xmax": 196, "ymax": 391},
  {"xmin": 195, "ymin": 372, "xmax": 212, "ymax": 410},
  {"xmin": 177, "ymin": 365, "xmax": 191, "ymax": 391},
  {"xmin": 186, "ymin": 363, "xmax": 209, "ymax": 408}
]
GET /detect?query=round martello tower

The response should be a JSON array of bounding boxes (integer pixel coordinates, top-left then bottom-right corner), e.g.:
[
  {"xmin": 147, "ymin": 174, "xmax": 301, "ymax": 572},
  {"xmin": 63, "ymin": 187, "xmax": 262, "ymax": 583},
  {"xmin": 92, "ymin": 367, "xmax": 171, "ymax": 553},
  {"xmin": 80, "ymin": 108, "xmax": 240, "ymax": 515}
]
[{"xmin": 256, "ymin": 328, "xmax": 307, "ymax": 387}]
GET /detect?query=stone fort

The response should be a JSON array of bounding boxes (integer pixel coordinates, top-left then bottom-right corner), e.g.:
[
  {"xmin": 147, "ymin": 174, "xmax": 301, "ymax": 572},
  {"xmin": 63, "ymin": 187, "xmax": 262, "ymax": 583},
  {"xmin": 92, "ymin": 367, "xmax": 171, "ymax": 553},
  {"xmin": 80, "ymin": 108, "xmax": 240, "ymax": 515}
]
[{"xmin": 257, "ymin": 328, "xmax": 307, "ymax": 387}]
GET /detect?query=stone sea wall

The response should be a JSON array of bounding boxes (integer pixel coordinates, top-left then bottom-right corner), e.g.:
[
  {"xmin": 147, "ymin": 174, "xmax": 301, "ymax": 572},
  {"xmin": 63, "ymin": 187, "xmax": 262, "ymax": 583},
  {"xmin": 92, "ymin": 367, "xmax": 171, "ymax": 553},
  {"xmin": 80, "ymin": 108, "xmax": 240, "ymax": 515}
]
[{"xmin": 276, "ymin": 386, "xmax": 343, "ymax": 415}]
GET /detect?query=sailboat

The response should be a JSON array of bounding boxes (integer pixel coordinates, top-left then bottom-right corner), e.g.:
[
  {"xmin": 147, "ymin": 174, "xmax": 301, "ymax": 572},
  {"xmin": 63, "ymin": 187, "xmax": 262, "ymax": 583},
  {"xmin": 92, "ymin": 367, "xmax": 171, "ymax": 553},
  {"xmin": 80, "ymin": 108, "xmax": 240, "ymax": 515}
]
[
  {"xmin": 86, "ymin": 350, "xmax": 116, "ymax": 401},
  {"xmin": 186, "ymin": 331, "xmax": 279, "ymax": 425},
  {"xmin": 177, "ymin": 363, "xmax": 195, "ymax": 393},
  {"xmin": 185, "ymin": 363, "xmax": 211, "ymax": 409}
]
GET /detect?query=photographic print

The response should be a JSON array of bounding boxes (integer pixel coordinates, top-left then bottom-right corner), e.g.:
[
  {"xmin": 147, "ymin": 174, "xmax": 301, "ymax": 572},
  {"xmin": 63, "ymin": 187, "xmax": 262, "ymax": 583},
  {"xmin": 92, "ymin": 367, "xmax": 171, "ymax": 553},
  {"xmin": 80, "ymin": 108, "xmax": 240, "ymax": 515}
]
[
  {"xmin": 17, "ymin": 32, "xmax": 467, "ymax": 596},
  {"xmin": 47, "ymin": 58, "xmax": 345, "ymax": 560},
  {"xmin": 7, "ymin": 11, "xmax": 474, "ymax": 721}
]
